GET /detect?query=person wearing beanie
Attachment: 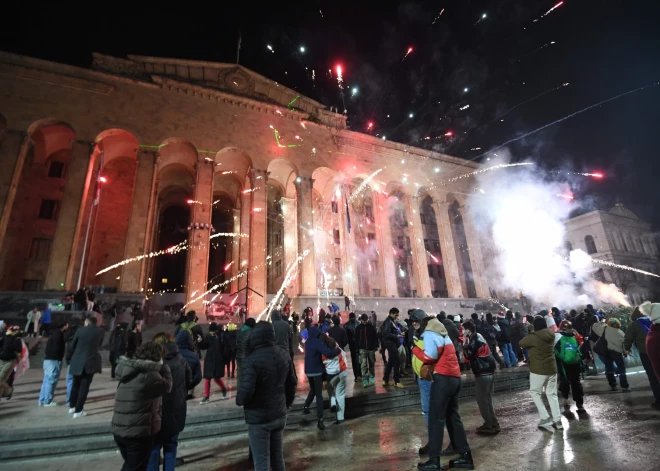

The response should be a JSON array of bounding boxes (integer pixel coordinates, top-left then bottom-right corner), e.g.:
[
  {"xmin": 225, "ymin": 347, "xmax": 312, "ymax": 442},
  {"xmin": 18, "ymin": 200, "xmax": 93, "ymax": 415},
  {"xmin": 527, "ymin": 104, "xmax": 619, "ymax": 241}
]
[
  {"xmin": 643, "ymin": 303, "xmax": 660, "ymax": 402},
  {"xmin": 496, "ymin": 312, "xmax": 518, "ymax": 368},
  {"xmin": 270, "ymin": 309, "xmax": 294, "ymax": 360},
  {"xmin": 199, "ymin": 323, "xmax": 227, "ymax": 404},
  {"xmin": 356, "ymin": 314, "xmax": 379, "ymax": 387},
  {"xmin": 237, "ymin": 318, "xmax": 256, "ymax": 384},
  {"xmin": 625, "ymin": 304, "xmax": 659, "ymax": 409},
  {"xmin": 592, "ymin": 317, "xmax": 630, "ymax": 392},
  {"xmin": 328, "ymin": 315, "xmax": 349, "ymax": 350},
  {"xmin": 409, "ymin": 310, "xmax": 432, "ymax": 455},
  {"xmin": 519, "ymin": 315, "xmax": 562, "ymax": 432},
  {"xmin": 175, "ymin": 310, "xmax": 204, "ymax": 357},
  {"xmin": 344, "ymin": 312, "xmax": 361, "ymax": 383}
]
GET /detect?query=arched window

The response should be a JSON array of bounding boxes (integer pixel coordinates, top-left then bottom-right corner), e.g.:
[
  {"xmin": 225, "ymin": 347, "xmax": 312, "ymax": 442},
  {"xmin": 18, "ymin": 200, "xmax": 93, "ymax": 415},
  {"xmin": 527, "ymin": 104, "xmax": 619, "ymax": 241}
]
[
  {"xmin": 585, "ymin": 235, "xmax": 597, "ymax": 255},
  {"xmin": 565, "ymin": 241, "xmax": 573, "ymax": 253}
]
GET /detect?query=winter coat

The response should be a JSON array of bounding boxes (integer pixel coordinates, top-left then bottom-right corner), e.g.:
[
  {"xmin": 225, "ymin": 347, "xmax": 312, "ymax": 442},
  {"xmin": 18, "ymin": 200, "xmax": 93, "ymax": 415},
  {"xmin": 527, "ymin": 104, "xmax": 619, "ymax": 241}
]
[
  {"xmin": 592, "ymin": 323, "xmax": 625, "ymax": 354},
  {"xmin": 175, "ymin": 331, "xmax": 202, "ymax": 387},
  {"xmin": 344, "ymin": 319, "xmax": 358, "ymax": 350},
  {"xmin": 44, "ymin": 329, "xmax": 65, "ymax": 361},
  {"xmin": 646, "ymin": 323, "xmax": 660, "ymax": 380},
  {"xmin": 624, "ymin": 307, "xmax": 651, "ymax": 356},
  {"xmin": 464, "ymin": 333, "xmax": 496, "ymax": 377},
  {"xmin": 412, "ymin": 318, "xmax": 461, "ymax": 378},
  {"xmin": 519, "ymin": 328, "xmax": 557, "ymax": 376},
  {"xmin": 511, "ymin": 314, "xmax": 528, "ymax": 343},
  {"xmin": 64, "ymin": 325, "xmax": 78, "ymax": 365},
  {"xmin": 236, "ymin": 325, "xmax": 253, "ymax": 365},
  {"xmin": 0, "ymin": 334, "xmax": 22, "ymax": 361},
  {"xmin": 381, "ymin": 316, "xmax": 400, "ymax": 348},
  {"xmin": 111, "ymin": 357, "xmax": 172, "ymax": 438},
  {"xmin": 497, "ymin": 318, "xmax": 513, "ymax": 343},
  {"xmin": 328, "ymin": 325, "xmax": 348, "ymax": 350},
  {"xmin": 356, "ymin": 322, "xmax": 379, "ymax": 351},
  {"xmin": 477, "ymin": 321, "xmax": 498, "ymax": 345},
  {"xmin": 271, "ymin": 310, "xmax": 293, "ymax": 358},
  {"xmin": 200, "ymin": 333, "xmax": 225, "ymax": 379},
  {"xmin": 110, "ymin": 325, "xmax": 128, "ymax": 356},
  {"xmin": 159, "ymin": 342, "xmax": 192, "ymax": 437},
  {"xmin": 304, "ymin": 325, "xmax": 341, "ymax": 376},
  {"xmin": 236, "ymin": 322, "xmax": 296, "ymax": 424},
  {"xmin": 440, "ymin": 318, "xmax": 460, "ymax": 347},
  {"xmin": 126, "ymin": 331, "xmax": 142, "ymax": 358},
  {"xmin": 68, "ymin": 326, "xmax": 105, "ymax": 376}
]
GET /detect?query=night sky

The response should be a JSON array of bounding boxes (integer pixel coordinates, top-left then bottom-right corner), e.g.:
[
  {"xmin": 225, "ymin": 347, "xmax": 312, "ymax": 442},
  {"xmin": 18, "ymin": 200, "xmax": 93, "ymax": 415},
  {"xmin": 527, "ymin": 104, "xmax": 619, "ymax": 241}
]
[{"xmin": 2, "ymin": 1, "xmax": 659, "ymax": 227}]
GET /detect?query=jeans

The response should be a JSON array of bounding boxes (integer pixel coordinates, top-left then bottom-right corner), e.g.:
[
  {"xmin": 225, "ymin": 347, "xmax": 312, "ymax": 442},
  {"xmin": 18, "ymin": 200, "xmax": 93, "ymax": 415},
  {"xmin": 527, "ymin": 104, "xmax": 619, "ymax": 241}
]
[
  {"xmin": 109, "ymin": 316, "xmax": 116, "ymax": 332},
  {"xmin": 66, "ymin": 365, "xmax": 74, "ymax": 404},
  {"xmin": 500, "ymin": 342, "xmax": 519, "ymax": 367},
  {"xmin": 383, "ymin": 343, "xmax": 400, "ymax": 383},
  {"xmin": 529, "ymin": 372, "xmax": 561, "ymax": 424},
  {"xmin": 418, "ymin": 378, "xmax": 432, "ymax": 426},
  {"xmin": 348, "ymin": 345, "xmax": 361, "ymax": 379},
  {"xmin": 398, "ymin": 345, "xmax": 407, "ymax": 374},
  {"xmin": 304, "ymin": 375, "xmax": 325, "ymax": 419},
  {"xmin": 475, "ymin": 374, "xmax": 498, "ymax": 428},
  {"xmin": 359, "ymin": 350, "xmax": 376, "ymax": 378},
  {"xmin": 328, "ymin": 371, "xmax": 347, "ymax": 420},
  {"xmin": 640, "ymin": 353, "xmax": 660, "ymax": 402},
  {"xmin": 558, "ymin": 362, "xmax": 584, "ymax": 406},
  {"xmin": 39, "ymin": 360, "xmax": 62, "ymax": 405},
  {"xmin": 70, "ymin": 371, "xmax": 95, "ymax": 413},
  {"xmin": 428, "ymin": 374, "xmax": 470, "ymax": 459},
  {"xmin": 602, "ymin": 351, "xmax": 629, "ymax": 389},
  {"xmin": 147, "ymin": 433, "xmax": 179, "ymax": 471},
  {"xmin": 248, "ymin": 416, "xmax": 287, "ymax": 471},
  {"xmin": 115, "ymin": 434, "xmax": 154, "ymax": 471}
]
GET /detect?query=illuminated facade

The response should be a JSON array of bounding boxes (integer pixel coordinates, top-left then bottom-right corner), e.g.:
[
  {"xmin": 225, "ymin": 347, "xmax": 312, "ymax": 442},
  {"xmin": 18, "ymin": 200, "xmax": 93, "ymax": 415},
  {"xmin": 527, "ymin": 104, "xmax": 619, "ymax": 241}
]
[{"xmin": 0, "ymin": 51, "xmax": 491, "ymax": 315}]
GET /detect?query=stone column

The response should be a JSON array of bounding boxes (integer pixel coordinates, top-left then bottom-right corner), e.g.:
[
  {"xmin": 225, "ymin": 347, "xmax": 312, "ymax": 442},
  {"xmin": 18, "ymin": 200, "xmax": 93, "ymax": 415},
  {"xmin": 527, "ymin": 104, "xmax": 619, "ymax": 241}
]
[
  {"xmin": 281, "ymin": 197, "xmax": 299, "ymax": 295},
  {"xmin": 296, "ymin": 176, "xmax": 317, "ymax": 296},
  {"xmin": 229, "ymin": 208, "xmax": 241, "ymax": 293},
  {"xmin": 338, "ymin": 192, "xmax": 358, "ymax": 298},
  {"xmin": 238, "ymin": 192, "xmax": 251, "ymax": 293},
  {"xmin": 406, "ymin": 196, "xmax": 432, "ymax": 298},
  {"xmin": 120, "ymin": 150, "xmax": 157, "ymax": 293},
  {"xmin": 0, "ymin": 131, "xmax": 30, "ymax": 262},
  {"xmin": 139, "ymin": 168, "xmax": 160, "ymax": 292},
  {"xmin": 185, "ymin": 159, "xmax": 214, "ymax": 317},
  {"xmin": 248, "ymin": 169, "xmax": 268, "ymax": 314},
  {"xmin": 432, "ymin": 200, "xmax": 463, "ymax": 298},
  {"xmin": 45, "ymin": 140, "xmax": 96, "ymax": 291},
  {"xmin": 374, "ymin": 192, "xmax": 397, "ymax": 297},
  {"xmin": 459, "ymin": 206, "xmax": 489, "ymax": 298}
]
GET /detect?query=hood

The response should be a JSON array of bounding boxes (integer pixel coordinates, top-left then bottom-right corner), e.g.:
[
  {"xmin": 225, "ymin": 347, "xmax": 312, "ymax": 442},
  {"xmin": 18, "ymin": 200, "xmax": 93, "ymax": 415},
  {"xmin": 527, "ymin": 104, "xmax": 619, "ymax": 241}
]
[
  {"xmin": 175, "ymin": 330, "xmax": 193, "ymax": 350},
  {"xmin": 535, "ymin": 328, "xmax": 556, "ymax": 342},
  {"xmin": 247, "ymin": 322, "xmax": 275, "ymax": 354},
  {"xmin": 271, "ymin": 309, "xmax": 282, "ymax": 321},
  {"xmin": 514, "ymin": 312, "xmax": 523, "ymax": 320},
  {"xmin": 163, "ymin": 341, "xmax": 179, "ymax": 360},
  {"xmin": 559, "ymin": 330, "xmax": 575, "ymax": 338},
  {"xmin": 631, "ymin": 306, "xmax": 644, "ymax": 321},
  {"xmin": 117, "ymin": 357, "xmax": 162, "ymax": 382},
  {"xmin": 425, "ymin": 318, "xmax": 448, "ymax": 337},
  {"xmin": 498, "ymin": 318, "xmax": 510, "ymax": 326}
]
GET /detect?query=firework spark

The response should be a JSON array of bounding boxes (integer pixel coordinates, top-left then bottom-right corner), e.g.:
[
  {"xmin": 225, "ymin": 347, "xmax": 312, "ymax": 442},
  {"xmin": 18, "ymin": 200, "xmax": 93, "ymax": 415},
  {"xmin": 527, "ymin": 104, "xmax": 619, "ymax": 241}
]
[
  {"xmin": 348, "ymin": 169, "xmax": 383, "ymax": 203},
  {"xmin": 402, "ymin": 47, "xmax": 413, "ymax": 62},
  {"xmin": 96, "ymin": 242, "xmax": 188, "ymax": 276},
  {"xmin": 431, "ymin": 8, "xmax": 445, "ymax": 25},
  {"xmin": 592, "ymin": 259, "xmax": 660, "ymax": 279}
]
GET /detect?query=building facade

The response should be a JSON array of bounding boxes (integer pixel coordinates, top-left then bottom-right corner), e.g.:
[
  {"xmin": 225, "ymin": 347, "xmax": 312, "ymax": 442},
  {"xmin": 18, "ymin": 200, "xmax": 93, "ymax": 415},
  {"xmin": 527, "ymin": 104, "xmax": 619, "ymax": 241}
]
[
  {"xmin": 564, "ymin": 204, "xmax": 660, "ymax": 305},
  {"xmin": 0, "ymin": 51, "xmax": 492, "ymax": 315}
]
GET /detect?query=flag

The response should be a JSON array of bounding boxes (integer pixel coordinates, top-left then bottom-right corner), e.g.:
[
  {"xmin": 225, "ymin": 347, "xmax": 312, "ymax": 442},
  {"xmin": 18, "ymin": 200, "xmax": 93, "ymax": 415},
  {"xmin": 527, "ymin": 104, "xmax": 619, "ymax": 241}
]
[{"xmin": 345, "ymin": 195, "xmax": 351, "ymax": 233}]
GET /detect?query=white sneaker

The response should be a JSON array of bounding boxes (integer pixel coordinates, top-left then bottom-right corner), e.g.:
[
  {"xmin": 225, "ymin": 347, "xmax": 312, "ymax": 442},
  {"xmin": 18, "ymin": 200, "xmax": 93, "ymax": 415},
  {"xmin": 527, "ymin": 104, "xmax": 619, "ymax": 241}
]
[
  {"xmin": 44, "ymin": 402, "xmax": 58, "ymax": 407},
  {"xmin": 68, "ymin": 407, "xmax": 75, "ymax": 414},
  {"xmin": 554, "ymin": 420, "xmax": 564, "ymax": 430},
  {"xmin": 538, "ymin": 421, "xmax": 554, "ymax": 432},
  {"xmin": 73, "ymin": 411, "xmax": 87, "ymax": 418}
]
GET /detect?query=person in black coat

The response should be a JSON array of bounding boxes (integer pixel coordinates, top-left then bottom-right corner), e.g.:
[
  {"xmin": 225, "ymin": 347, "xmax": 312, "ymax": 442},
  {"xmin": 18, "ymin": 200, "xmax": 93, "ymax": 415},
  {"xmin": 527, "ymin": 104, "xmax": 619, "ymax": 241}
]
[
  {"xmin": 328, "ymin": 315, "xmax": 349, "ymax": 350},
  {"xmin": 356, "ymin": 313, "xmax": 379, "ymax": 386},
  {"xmin": 236, "ymin": 321, "xmax": 296, "ymax": 471},
  {"xmin": 344, "ymin": 312, "xmax": 360, "ymax": 382},
  {"xmin": 68, "ymin": 316, "xmax": 105, "ymax": 416},
  {"xmin": 496, "ymin": 312, "xmax": 519, "ymax": 367},
  {"xmin": 381, "ymin": 308, "xmax": 404, "ymax": 387},
  {"xmin": 237, "ymin": 318, "xmax": 256, "ymax": 383},
  {"xmin": 126, "ymin": 322, "xmax": 143, "ymax": 359},
  {"xmin": 199, "ymin": 323, "xmax": 226, "ymax": 404},
  {"xmin": 109, "ymin": 322, "xmax": 129, "ymax": 379},
  {"xmin": 224, "ymin": 322, "xmax": 239, "ymax": 378},
  {"xmin": 64, "ymin": 323, "xmax": 79, "ymax": 405},
  {"xmin": 175, "ymin": 330, "xmax": 202, "ymax": 398},
  {"xmin": 149, "ymin": 333, "xmax": 193, "ymax": 470},
  {"xmin": 39, "ymin": 321, "xmax": 68, "ymax": 406},
  {"xmin": 271, "ymin": 309, "xmax": 294, "ymax": 359}
]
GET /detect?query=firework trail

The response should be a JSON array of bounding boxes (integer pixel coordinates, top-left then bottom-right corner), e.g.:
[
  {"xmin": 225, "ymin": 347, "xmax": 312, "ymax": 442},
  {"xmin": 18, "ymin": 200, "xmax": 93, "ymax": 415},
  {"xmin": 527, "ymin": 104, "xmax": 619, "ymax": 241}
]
[
  {"xmin": 95, "ymin": 242, "xmax": 188, "ymax": 276},
  {"xmin": 402, "ymin": 47, "xmax": 413, "ymax": 62},
  {"xmin": 432, "ymin": 162, "xmax": 534, "ymax": 187},
  {"xmin": 336, "ymin": 65, "xmax": 346, "ymax": 114},
  {"xmin": 210, "ymin": 232, "xmax": 249, "ymax": 240},
  {"xmin": 492, "ymin": 83, "xmax": 569, "ymax": 123},
  {"xmin": 474, "ymin": 83, "xmax": 657, "ymax": 160},
  {"xmin": 592, "ymin": 259, "xmax": 660, "ymax": 279},
  {"xmin": 431, "ymin": 8, "xmax": 445, "ymax": 25},
  {"xmin": 348, "ymin": 169, "xmax": 383, "ymax": 203},
  {"xmin": 260, "ymin": 249, "xmax": 310, "ymax": 321}
]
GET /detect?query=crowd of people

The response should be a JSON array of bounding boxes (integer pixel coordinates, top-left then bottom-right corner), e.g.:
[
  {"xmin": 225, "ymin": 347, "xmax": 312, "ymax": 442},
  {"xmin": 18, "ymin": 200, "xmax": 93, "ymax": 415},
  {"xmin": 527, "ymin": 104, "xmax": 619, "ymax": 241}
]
[{"xmin": 1, "ymin": 300, "xmax": 660, "ymax": 470}]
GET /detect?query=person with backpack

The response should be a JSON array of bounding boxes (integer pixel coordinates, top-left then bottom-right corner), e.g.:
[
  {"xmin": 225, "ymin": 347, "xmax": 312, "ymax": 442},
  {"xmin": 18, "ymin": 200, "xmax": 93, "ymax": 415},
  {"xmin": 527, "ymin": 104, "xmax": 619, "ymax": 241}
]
[
  {"xmin": 593, "ymin": 318, "xmax": 630, "ymax": 392},
  {"xmin": 109, "ymin": 323, "xmax": 129, "ymax": 379},
  {"xmin": 555, "ymin": 320, "xmax": 585, "ymax": 413}
]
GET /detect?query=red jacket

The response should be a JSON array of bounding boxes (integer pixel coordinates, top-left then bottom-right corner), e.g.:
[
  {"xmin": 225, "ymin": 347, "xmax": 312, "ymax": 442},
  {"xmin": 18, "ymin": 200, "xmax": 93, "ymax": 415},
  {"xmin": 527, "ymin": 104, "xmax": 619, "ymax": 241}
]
[{"xmin": 412, "ymin": 329, "xmax": 461, "ymax": 378}]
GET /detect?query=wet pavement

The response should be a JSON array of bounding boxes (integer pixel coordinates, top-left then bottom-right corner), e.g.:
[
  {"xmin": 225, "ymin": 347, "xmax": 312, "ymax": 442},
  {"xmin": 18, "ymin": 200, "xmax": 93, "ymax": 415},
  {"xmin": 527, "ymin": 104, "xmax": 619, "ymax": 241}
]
[{"xmin": 4, "ymin": 366, "xmax": 659, "ymax": 470}]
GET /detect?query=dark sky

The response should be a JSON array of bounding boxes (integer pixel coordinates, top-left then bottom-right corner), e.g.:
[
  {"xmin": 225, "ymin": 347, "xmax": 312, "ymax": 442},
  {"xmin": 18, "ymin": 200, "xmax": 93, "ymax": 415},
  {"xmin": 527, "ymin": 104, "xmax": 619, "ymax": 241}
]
[{"xmin": 2, "ymin": 1, "xmax": 659, "ymax": 227}]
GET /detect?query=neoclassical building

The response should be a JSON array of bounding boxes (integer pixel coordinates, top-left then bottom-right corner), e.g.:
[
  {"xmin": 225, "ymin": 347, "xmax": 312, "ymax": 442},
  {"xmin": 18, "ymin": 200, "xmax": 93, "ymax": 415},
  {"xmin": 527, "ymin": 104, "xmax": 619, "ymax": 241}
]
[
  {"xmin": 564, "ymin": 203, "xmax": 660, "ymax": 304},
  {"xmin": 0, "ymin": 51, "xmax": 492, "ymax": 315}
]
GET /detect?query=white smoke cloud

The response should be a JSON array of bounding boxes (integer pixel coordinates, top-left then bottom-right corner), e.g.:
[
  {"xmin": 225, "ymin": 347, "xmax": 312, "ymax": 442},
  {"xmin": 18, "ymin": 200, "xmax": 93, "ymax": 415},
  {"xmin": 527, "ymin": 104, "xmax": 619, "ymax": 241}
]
[{"xmin": 468, "ymin": 150, "xmax": 629, "ymax": 309}]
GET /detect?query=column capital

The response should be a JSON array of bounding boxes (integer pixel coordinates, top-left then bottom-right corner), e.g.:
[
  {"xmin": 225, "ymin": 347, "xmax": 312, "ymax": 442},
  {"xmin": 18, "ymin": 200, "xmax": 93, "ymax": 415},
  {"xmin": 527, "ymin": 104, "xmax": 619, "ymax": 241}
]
[
  {"xmin": 137, "ymin": 149, "xmax": 158, "ymax": 164},
  {"xmin": 295, "ymin": 175, "xmax": 315, "ymax": 184}
]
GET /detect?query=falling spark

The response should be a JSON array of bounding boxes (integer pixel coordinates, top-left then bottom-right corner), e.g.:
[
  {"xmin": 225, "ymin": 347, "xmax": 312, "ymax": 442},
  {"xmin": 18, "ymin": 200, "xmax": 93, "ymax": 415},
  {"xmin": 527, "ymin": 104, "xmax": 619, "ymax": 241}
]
[
  {"xmin": 431, "ymin": 8, "xmax": 445, "ymax": 24},
  {"xmin": 224, "ymin": 261, "xmax": 234, "ymax": 271},
  {"xmin": 591, "ymin": 259, "xmax": 660, "ymax": 279},
  {"xmin": 556, "ymin": 193, "xmax": 574, "ymax": 200},
  {"xmin": 260, "ymin": 250, "xmax": 311, "ymax": 321},
  {"xmin": 543, "ymin": 1, "xmax": 563, "ymax": 17},
  {"xmin": 96, "ymin": 241, "xmax": 188, "ymax": 275},
  {"xmin": 460, "ymin": 104, "xmax": 470, "ymax": 111},
  {"xmin": 209, "ymin": 232, "xmax": 250, "ymax": 240},
  {"xmin": 431, "ymin": 162, "xmax": 534, "ymax": 188},
  {"xmin": 267, "ymin": 45, "xmax": 274, "ymax": 53},
  {"xmin": 319, "ymin": 9, "xmax": 323, "ymax": 17},
  {"xmin": 402, "ymin": 47, "xmax": 413, "ymax": 62},
  {"xmin": 348, "ymin": 169, "xmax": 382, "ymax": 203},
  {"xmin": 444, "ymin": 131, "xmax": 453, "ymax": 137}
]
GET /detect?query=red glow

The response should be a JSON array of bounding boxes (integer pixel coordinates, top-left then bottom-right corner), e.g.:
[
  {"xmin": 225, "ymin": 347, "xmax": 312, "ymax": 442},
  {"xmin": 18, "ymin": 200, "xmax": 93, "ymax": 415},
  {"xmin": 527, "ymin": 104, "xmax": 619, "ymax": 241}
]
[
  {"xmin": 99, "ymin": 176, "xmax": 107, "ymax": 183},
  {"xmin": 554, "ymin": 1, "xmax": 564, "ymax": 8},
  {"xmin": 230, "ymin": 294, "xmax": 239, "ymax": 307},
  {"xmin": 224, "ymin": 261, "xmax": 234, "ymax": 271},
  {"xmin": 592, "ymin": 173, "xmax": 603, "ymax": 179},
  {"xmin": 336, "ymin": 65, "xmax": 342, "ymax": 75},
  {"xmin": 445, "ymin": 131, "xmax": 453, "ymax": 137},
  {"xmin": 186, "ymin": 199, "xmax": 194, "ymax": 204},
  {"xmin": 557, "ymin": 193, "xmax": 574, "ymax": 200},
  {"xmin": 368, "ymin": 122, "xmax": 373, "ymax": 129},
  {"xmin": 407, "ymin": 47, "xmax": 413, "ymax": 53}
]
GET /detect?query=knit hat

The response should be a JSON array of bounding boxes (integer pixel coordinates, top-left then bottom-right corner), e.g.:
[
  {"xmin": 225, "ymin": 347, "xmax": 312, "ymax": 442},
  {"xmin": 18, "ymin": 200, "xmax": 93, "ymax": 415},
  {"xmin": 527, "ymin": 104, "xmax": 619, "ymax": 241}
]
[
  {"xmin": 533, "ymin": 316, "xmax": 547, "ymax": 332},
  {"xmin": 497, "ymin": 312, "xmax": 506, "ymax": 319},
  {"xmin": 538, "ymin": 309, "xmax": 549, "ymax": 317},
  {"xmin": 360, "ymin": 313, "xmax": 369, "ymax": 321},
  {"xmin": 640, "ymin": 302, "xmax": 660, "ymax": 324},
  {"xmin": 209, "ymin": 322, "xmax": 219, "ymax": 332},
  {"xmin": 409, "ymin": 309, "xmax": 427, "ymax": 322}
]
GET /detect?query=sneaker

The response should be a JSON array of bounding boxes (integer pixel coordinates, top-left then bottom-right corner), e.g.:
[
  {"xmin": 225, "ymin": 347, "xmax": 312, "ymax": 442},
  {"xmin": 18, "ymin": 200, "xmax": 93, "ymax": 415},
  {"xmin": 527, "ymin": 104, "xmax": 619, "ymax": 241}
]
[
  {"xmin": 418, "ymin": 442, "xmax": 429, "ymax": 455},
  {"xmin": 382, "ymin": 380, "xmax": 391, "ymax": 387},
  {"xmin": 199, "ymin": 397, "xmax": 210, "ymax": 405},
  {"xmin": 222, "ymin": 389, "xmax": 228, "ymax": 399},
  {"xmin": 562, "ymin": 398, "xmax": 571, "ymax": 409},
  {"xmin": 363, "ymin": 379, "xmax": 369, "ymax": 388},
  {"xmin": 369, "ymin": 376, "xmax": 375, "ymax": 386},
  {"xmin": 302, "ymin": 406, "xmax": 310, "ymax": 415},
  {"xmin": 73, "ymin": 411, "xmax": 87, "ymax": 419},
  {"xmin": 43, "ymin": 402, "xmax": 58, "ymax": 407},
  {"xmin": 317, "ymin": 419, "xmax": 325, "ymax": 430},
  {"xmin": 476, "ymin": 426, "xmax": 498, "ymax": 434},
  {"xmin": 448, "ymin": 451, "xmax": 475, "ymax": 470},
  {"xmin": 394, "ymin": 382, "xmax": 405, "ymax": 389},
  {"xmin": 610, "ymin": 385, "xmax": 618, "ymax": 392},
  {"xmin": 553, "ymin": 420, "xmax": 564, "ymax": 430},
  {"xmin": 538, "ymin": 421, "xmax": 554, "ymax": 432},
  {"xmin": 622, "ymin": 387, "xmax": 631, "ymax": 393},
  {"xmin": 68, "ymin": 407, "xmax": 75, "ymax": 414}
]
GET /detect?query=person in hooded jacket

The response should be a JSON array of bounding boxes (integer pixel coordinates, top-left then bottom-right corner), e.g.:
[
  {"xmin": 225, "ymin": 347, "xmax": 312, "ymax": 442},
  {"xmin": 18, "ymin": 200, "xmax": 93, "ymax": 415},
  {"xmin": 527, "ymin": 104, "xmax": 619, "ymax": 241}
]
[
  {"xmin": 302, "ymin": 320, "xmax": 341, "ymax": 430},
  {"xmin": 148, "ymin": 333, "xmax": 192, "ymax": 471},
  {"xmin": 174, "ymin": 330, "xmax": 202, "ymax": 399},
  {"xmin": 482, "ymin": 313, "xmax": 505, "ymax": 369},
  {"xmin": 510, "ymin": 312, "xmax": 528, "ymax": 363},
  {"xmin": 110, "ymin": 322, "xmax": 129, "ymax": 379},
  {"xmin": 410, "ymin": 310, "xmax": 433, "ymax": 456},
  {"xmin": 224, "ymin": 322, "xmax": 239, "ymax": 378},
  {"xmin": 356, "ymin": 313, "xmax": 378, "ymax": 387},
  {"xmin": 625, "ymin": 304, "xmax": 660, "ymax": 409},
  {"xmin": 463, "ymin": 320, "xmax": 498, "ymax": 434},
  {"xmin": 381, "ymin": 308, "xmax": 404, "ymax": 388},
  {"xmin": 199, "ymin": 323, "xmax": 227, "ymax": 404},
  {"xmin": 328, "ymin": 315, "xmax": 348, "ymax": 350},
  {"xmin": 317, "ymin": 309, "xmax": 331, "ymax": 334},
  {"xmin": 592, "ymin": 317, "xmax": 630, "ymax": 392},
  {"xmin": 112, "ymin": 342, "xmax": 172, "ymax": 471},
  {"xmin": 496, "ymin": 312, "xmax": 518, "ymax": 368},
  {"xmin": 271, "ymin": 310, "xmax": 294, "ymax": 359},
  {"xmin": 237, "ymin": 321, "xmax": 296, "ymax": 471},
  {"xmin": 237, "ymin": 318, "xmax": 256, "ymax": 383},
  {"xmin": 343, "ymin": 312, "xmax": 361, "ymax": 382},
  {"xmin": 555, "ymin": 320, "xmax": 585, "ymax": 413},
  {"xmin": 519, "ymin": 315, "xmax": 562, "ymax": 432}
]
